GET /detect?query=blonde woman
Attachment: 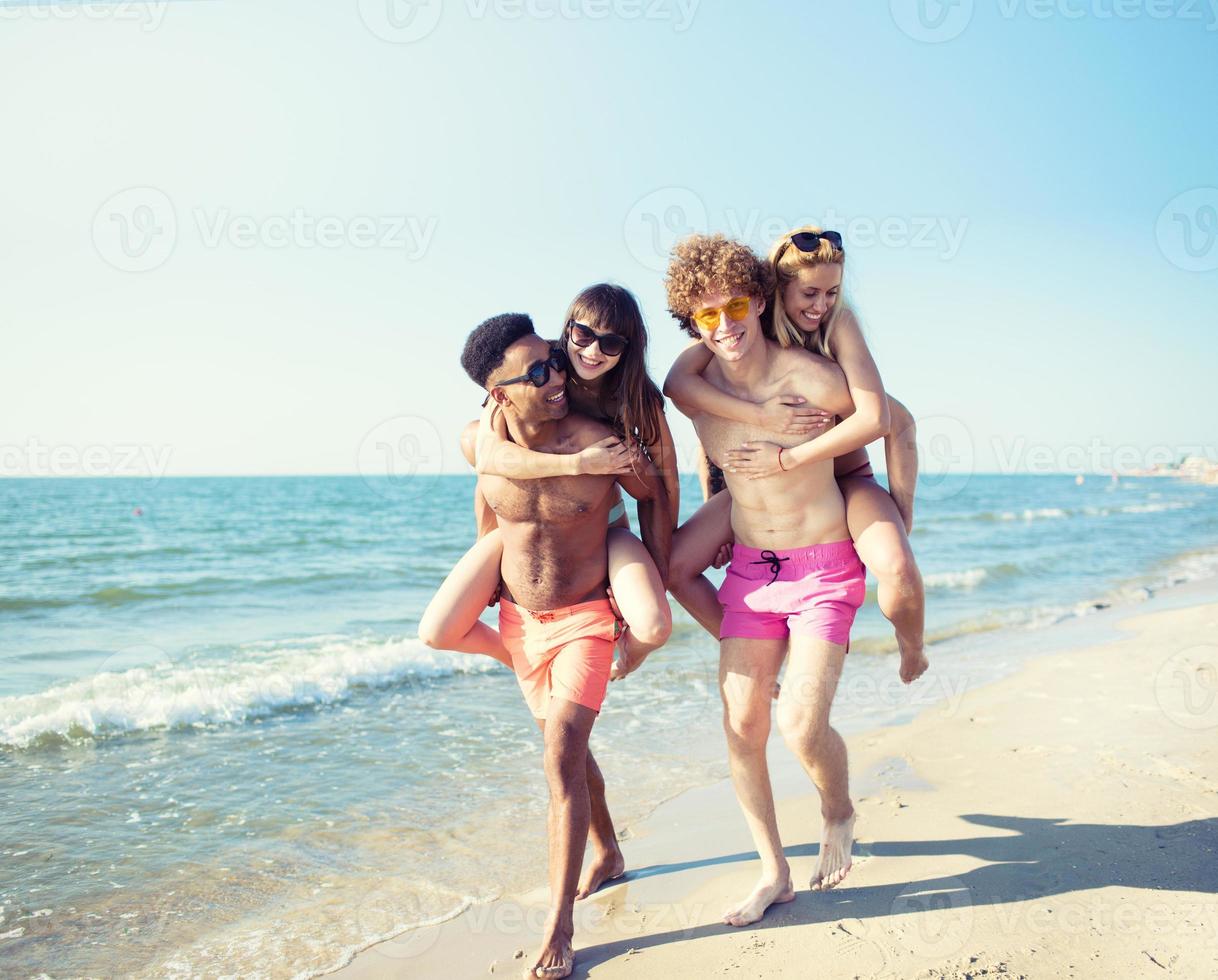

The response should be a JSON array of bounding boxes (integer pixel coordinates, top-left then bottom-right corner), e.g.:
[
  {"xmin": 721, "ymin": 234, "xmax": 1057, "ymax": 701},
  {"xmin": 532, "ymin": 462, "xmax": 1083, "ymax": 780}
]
[{"xmin": 664, "ymin": 228, "xmax": 927, "ymax": 683}]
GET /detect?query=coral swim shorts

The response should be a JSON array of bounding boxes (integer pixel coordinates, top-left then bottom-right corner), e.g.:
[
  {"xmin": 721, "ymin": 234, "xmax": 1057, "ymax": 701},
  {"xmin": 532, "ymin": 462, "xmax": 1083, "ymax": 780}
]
[{"xmin": 498, "ymin": 598, "xmax": 617, "ymax": 718}]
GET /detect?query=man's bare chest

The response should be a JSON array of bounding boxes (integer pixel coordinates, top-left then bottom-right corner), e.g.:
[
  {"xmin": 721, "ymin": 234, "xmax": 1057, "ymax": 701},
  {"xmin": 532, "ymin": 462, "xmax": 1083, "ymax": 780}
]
[{"xmin": 482, "ymin": 474, "xmax": 614, "ymax": 524}]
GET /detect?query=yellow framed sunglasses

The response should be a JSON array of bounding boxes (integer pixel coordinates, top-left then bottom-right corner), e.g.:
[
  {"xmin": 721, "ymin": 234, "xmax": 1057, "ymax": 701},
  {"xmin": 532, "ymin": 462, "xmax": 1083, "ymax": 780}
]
[{"xmin": 691, "ymin": 296, "xmax": 751, "ymax": 332}]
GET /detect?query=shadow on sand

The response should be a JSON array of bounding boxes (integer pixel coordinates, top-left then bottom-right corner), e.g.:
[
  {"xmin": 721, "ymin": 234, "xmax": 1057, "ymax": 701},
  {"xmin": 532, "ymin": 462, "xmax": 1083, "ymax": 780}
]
[{"xmin": 574, "ymin": 814, "xmax": 1218, "ymax": 974}]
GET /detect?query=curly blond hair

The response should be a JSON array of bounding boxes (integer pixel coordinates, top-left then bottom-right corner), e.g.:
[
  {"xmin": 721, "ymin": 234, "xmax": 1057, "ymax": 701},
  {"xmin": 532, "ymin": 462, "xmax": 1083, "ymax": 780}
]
[{"xmin": 664, "ymin": 233, "xmax": 775, "ymax": 339}]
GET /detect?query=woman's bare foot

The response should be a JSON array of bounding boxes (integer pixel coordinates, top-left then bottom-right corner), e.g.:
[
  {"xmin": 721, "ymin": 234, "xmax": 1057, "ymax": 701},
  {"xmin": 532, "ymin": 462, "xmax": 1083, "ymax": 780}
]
[
  {"xmin": 810, "ymin": 812, "xmax": 855, "ymax": 891},
  {"xmin": 524, "ymin": 933, "xmax": 574, "ymax": 979},
  {"xmin": 897, "ymin": 637, "xmax": 929, "ymax": 684},
  {"xmin": 721, "ymin": 873, "xmax": 795, "ymax": 927},
  {"xmin": 608, "ymin": 634, "xmax": 650, "ymax": 681},
  {"xmin": 575, "ymin": 845, "xmax": 625, "ymax": 900}
]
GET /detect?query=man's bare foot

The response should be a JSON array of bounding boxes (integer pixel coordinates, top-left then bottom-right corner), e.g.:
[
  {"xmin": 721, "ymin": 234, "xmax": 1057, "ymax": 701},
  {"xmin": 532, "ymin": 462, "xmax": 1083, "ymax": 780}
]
[
  {"xmin": 575, "ymin": 845, "xmax": 625, "ymax": 900},
  {"xmin": 524, "ymin": 932, "xmax": 574, "ymax": 979},
  {"xmin": 721, "ymin": 874, "xmax": 795, "ymax": 927},
  {"xmin": 897, "ymin": 637, "xmax": 928, "ymax": 684},
  {"xmin": 810, "ymin": 812, "xmax": 855, "ymax": 891}
]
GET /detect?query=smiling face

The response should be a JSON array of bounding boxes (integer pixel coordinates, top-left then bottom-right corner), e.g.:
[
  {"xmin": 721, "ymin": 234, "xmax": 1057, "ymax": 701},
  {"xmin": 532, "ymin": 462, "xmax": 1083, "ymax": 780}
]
[
  {"xmin": 781, "ymin": 263, "xmax": 842, "ymax": 334},
  {"xmin": 489, "ymin": 334, "xmax": 568, "ymax": 422},
  {"xmin": 565, "ymin": 325, "xmax": 623, "ymax": 382},
  {"xmin": 691, "ymin": 291, "xmax": 765, "ymax": 362}
]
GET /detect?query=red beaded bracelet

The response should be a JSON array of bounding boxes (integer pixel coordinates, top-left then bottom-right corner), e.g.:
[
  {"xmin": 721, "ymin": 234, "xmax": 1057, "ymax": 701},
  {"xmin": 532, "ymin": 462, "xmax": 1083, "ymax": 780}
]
[{"xmin": 778, "ymin": 448, "xmax": 788, "ymax": 472}]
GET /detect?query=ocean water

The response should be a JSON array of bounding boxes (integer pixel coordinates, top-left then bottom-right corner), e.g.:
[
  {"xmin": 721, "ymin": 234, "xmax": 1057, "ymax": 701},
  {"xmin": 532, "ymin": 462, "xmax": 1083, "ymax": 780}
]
[{"xmin": 2, "ymin": 473, "xmax": 1217, "ymax": 977}]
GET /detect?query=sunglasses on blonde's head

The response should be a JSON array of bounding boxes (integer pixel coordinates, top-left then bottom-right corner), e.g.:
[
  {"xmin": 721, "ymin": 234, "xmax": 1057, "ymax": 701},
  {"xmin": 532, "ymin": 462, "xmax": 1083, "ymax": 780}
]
[
  {"xmin": 691, "ymin": 296, "xmax": 751, "ymax": 333},
  {"xmin": 789, "ymin": 230, "xmax": 843, "ymax": 253}
]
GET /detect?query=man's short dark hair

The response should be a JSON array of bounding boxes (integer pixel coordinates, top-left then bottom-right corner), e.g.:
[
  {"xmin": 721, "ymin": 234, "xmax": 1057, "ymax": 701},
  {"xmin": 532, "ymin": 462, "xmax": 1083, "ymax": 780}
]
[{"xmin": 461, "ymin": 313, "xmax": 537, "ymax": 388}]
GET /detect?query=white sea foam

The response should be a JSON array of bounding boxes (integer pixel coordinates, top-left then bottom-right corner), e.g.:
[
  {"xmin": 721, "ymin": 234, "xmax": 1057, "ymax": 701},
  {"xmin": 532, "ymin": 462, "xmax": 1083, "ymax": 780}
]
[
  {"xmin": 999, "ymin": 507, "xmax": 1068, "ymax": 521},
  {"xmin": 0, "ymin": 636, "xmax": 494, "ymax": 749},
  {"xmin": 923, "ymin": 568, "xmax": 988, "ymax": 590},
  {"xmin": 1119, "ymin": 502, "xmax": 1191, "ymax": 515}
]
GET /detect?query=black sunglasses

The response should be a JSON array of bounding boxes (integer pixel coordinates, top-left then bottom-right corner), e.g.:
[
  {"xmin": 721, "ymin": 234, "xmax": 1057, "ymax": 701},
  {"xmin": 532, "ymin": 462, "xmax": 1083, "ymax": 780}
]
[
  {"xmin": 790, "ymin": 230, "xmax": 843, "ymax": 253},
  {"xmin": 497, "ymin": 346, "xmax": 568, "ymax": 389},
  {"xmin": 567, "ymin": 320, "xmax": 630, "ymax": 358}
]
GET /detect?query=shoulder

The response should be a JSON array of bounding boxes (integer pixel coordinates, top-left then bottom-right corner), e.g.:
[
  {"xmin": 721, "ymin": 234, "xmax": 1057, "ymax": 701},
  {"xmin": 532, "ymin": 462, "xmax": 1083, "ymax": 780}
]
[
  {"xmin": 826, "ymin": 306, "xmax": 868, "ymax": 356},
  {"xmin": 772, "ymin": 341, "xmax": 845, "ymax": 385},
  {"xmin": 559, "ymin": 411, "xmax": 615, "ymax": 449}
]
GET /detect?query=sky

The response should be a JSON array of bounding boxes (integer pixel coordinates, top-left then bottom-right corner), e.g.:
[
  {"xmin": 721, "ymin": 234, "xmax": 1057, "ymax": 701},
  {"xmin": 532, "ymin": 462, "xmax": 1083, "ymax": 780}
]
[{"xmin": 2, "ymin": 0, "xmax": 1216, "ymax": 480}]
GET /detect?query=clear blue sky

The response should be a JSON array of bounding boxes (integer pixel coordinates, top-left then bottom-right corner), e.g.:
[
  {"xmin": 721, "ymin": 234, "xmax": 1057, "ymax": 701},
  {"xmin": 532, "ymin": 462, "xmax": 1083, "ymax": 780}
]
[{"xmin": 3, "ymin": 0, "xmax": 1216, "ymax": 478}]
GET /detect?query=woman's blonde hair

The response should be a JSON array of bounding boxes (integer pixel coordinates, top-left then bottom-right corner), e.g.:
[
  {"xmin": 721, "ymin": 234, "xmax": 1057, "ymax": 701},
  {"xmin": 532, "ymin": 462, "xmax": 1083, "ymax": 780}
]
[{"xmin": 765, "ymin": 226, "xmax": 846, "ymax": 361}]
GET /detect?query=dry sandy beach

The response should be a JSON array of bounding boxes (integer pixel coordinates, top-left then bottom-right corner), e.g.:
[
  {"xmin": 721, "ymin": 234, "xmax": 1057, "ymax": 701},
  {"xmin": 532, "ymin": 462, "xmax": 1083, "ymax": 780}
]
[{"xmin": 333, "ymin": 586, "xmax": 1218, "ymax": 980}]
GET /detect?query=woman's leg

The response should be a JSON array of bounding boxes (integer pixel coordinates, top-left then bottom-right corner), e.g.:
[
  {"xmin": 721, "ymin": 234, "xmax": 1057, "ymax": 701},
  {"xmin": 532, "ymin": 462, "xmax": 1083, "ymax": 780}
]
[
  {"xmin": 839, "ymin": 477, "xmax": 928, "ymax": 683},
  {"xmin": 417, "ymin": 530, "xmax": 511, "ymax": 667},
  {"xmin": 666, "ymin": 491, "xmax": 734, "ymax": 639},
  {"xmin": 606, "ymin": 527, "xmax": 672, "ymax": 679}
]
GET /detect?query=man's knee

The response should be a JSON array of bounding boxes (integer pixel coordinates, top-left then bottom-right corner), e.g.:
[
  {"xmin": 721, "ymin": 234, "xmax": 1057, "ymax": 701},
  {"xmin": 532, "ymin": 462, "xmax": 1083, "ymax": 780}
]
[
  {"xmin": 721, "ymin": 699, "xmax": 770, "ymax": 748},
  {"xmin": 544, "ymin": 726, "xmax": 590, "ymax": 792},
  {"xmin": 776, "ymin": 699, "xmax": 827, "ymax": 750}
]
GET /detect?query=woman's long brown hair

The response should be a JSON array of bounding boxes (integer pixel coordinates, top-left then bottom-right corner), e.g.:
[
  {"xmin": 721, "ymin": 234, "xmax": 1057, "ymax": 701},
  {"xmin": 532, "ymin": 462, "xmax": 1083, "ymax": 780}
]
[{"xmin": 560, "ymin": 283, "xmax": 665, "ymax": 451}]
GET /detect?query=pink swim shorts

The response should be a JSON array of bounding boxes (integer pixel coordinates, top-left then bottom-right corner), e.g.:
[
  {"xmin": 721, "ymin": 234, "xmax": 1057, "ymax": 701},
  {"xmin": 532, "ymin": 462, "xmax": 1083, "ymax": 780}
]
[{"xmin": 718, "ymin": 539, "xmax": 866, "ymax": 646}]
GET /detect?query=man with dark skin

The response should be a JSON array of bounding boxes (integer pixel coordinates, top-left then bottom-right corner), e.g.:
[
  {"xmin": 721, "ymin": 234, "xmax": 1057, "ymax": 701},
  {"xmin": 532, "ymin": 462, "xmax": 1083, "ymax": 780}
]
[{"xmin": 458, "ymin": 313, "xmax": 671, "ymax": 980}]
